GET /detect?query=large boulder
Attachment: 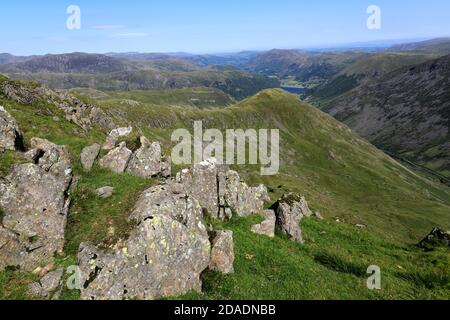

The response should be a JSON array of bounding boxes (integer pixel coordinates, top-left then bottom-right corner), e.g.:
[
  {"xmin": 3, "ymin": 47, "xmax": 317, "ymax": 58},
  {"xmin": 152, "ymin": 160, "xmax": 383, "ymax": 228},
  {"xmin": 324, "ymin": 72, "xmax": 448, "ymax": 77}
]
[
  {"xmin": 209, "ymin": 230, "xmax": 235, "ymax": 274},
  {"xmin": 102, "ymin": 127, "xmax": 133, "ymax": 150},
  {"xmin": 176, "ymin": 158, "xmax": 220, "ymax": 218},
  {"xmin": 80, "ymin": 144, "xmax": 100, "ymax": 171},
  {"xmin": 28, "ymin": 138, "xmax": 72, "ymax": 178},
  {"xmin": 224, "ymin": 170, "xmax": 270, "ymax": 217},
  {"xmin": 0, "ymin": 105, "xmax": 24, "ymax": 151},
  {"xmin": 0, "ymin": 140, "xmax": 72, "ymax": 271},
  {"xmin": 175, "ymin": 159, "xmax": 269, "ymax": 219},
  {"xmin": 126, "ymin": 137, "xmax": 163, "ymax": 178},
  {"xmin": 77, "ymin": 182, "xmax": 210, "ymax": 300},
  {"xmin": 272, "ymin": 193, "xmax": 312, "ymax": 244},
  {"xmin": 98, "ymin": 142, "xmax": 132, "ymax": 173}
]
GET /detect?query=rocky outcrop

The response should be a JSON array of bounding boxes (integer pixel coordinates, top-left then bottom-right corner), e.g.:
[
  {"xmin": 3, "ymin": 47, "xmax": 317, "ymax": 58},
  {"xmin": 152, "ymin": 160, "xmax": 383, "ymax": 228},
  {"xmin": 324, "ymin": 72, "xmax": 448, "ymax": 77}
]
[
  {"xmin": 98, "ymin": 142, "xmax": 132, "ymax": 174},
  {"xmin": 251, "ymin": 209, "xmax": 276, "ymax": 238},
  {"xmin": 224, "ymin": 170, "xmax": 270, "ymax": 217},
  {"xmin": 0, "ymin": 139, "xmax": 72, "ymax": 271},
  {"xmin": 175, "ymin": 158, "xmax": 269, "ymax": 219},
  {"xmin": 77, "ymin": 181, "xmax": 211, "ymax": 300},
  {"xmin": 28, "ymin": 268, "xmax": 64, "ymax": 299},
  {"xmin": 126, "ymin": 137, "xmax": 170, "ymax": 178},
  {"xmin": 209, "ymin": 230, "xmax": 235, "ymax": 274},
  {"xmin": 176, "ymin": 158, "xmax": 220, "ymax": 217},
  {"xmin": 0, "ymin": 105, "xmax": 23, "ymax": 151},
  {"xmin": 272, "ymin": 193, "xmax": 313, "ymax": 244},
  {"xmin": 102, "ymin": 127, "xmax": 133, "ymax": 150},
  {"xmin": 80, "ymin": 144, "xmax": 100, "ymax": 171},
  {"xmin": 97, "ymin": 135, "xmax": 171, "ymax": 178},
  {"xmin": 0, "ymin": 79, "xmax": 115, "ymax": 131},
  {"xmin": 418, "ymin": 227, "xmax": 450, "ymax": 251}
]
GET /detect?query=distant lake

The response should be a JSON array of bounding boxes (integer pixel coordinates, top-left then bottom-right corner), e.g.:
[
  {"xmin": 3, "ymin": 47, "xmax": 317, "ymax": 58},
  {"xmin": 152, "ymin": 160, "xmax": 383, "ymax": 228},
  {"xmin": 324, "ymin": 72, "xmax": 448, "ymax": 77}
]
[{"xmin": 280, "ymin": 86, "xmax": 305, "ymax": 94}]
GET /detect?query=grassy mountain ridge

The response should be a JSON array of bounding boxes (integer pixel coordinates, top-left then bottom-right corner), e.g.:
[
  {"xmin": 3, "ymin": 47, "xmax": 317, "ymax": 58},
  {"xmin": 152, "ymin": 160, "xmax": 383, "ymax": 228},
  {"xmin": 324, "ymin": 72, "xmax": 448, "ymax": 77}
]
[
  {"xmin": 90, "ymin": 88, "xmax": 450, "ymax": 244},
  {"xmin": 0, "ymin": 77, "xmax": 449, "ymax": 299}
]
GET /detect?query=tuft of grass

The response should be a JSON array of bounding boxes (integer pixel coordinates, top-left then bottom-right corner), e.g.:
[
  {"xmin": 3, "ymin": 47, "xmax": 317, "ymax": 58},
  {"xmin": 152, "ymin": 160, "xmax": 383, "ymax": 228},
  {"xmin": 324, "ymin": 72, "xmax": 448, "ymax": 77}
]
[{"xmin": 65, "ymin": 166, "xmax": 154, "ymax": 255}]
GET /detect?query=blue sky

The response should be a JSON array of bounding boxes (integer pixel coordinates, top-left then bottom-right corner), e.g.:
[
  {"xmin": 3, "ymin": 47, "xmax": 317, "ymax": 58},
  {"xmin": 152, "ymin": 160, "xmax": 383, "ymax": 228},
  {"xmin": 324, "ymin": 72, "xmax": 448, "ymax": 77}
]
[{"xmin": 1, "ymin": 0, "xmax": 449, "ymax": 55}]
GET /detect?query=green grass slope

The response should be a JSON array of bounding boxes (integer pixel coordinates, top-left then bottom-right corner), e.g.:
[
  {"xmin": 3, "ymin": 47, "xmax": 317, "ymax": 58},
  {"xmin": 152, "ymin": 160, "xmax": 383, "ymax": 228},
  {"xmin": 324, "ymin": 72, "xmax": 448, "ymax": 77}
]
[{"xmin": 0, "ymin": 81, "xmax": 449, "ymax": 299}]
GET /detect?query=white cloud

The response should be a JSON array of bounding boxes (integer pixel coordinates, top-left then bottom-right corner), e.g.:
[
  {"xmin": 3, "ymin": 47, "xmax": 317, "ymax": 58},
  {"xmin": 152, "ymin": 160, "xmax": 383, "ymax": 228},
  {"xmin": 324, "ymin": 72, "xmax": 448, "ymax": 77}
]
[
  {"xmin": 94, "ymin": 25, "xmax": 127, "ymax": 30},
  {"xmin": 111, "ymin": 32, "xmax": 149, "ymax": 38}
]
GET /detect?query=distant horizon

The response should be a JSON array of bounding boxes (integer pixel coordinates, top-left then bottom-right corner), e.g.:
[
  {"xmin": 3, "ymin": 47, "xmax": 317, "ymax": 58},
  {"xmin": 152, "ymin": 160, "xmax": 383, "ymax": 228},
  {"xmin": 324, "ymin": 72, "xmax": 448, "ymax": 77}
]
[
  {"xmin": 2, "ymin": 36, "xmax": 449, "ymax": 57},
  {"xmin": 1, "ymin": 0, "xmax": 450, "ymax": 56}
]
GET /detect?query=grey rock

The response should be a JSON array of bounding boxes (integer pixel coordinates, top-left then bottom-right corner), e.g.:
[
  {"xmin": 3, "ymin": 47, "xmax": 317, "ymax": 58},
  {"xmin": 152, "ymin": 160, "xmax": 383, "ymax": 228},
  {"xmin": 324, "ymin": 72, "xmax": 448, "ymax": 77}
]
[
  {"xmin": 0, "ymin": 105, "xmax": 23, "ymax": 151},
  {"xmin": 95, "ymin": 186, "xmax": 114, "ymax": 199},
  {"xmin": 126, "ymin": 136, "xmax": 162, "ymax": 178},
  {"xmin": 99, "ymin": 142, "xmax": 132, "ymax": 173},
  {"xmin": 0, "ymin": 140, "xmax": 72, "ymax": 271},
  {"xmin": 0, "ymin": 226, "xmax": 25, "ymax": 270},
  {"xmin": 28, "ymin": 268, "xmax": 64, "ymax": 298},
  {"xmin": 77, "ymin": 182, "xmax": 210, "ymax": 300},
  {"xmin": 175, "ymin": 159, "xmax": 269, "ymax": 219},
  {"xmin": 102, "ymin": 127, "xmax": 133, "ymax": 150},
  {"xmin": 224, "ymin": 170, "xmax": 269, "ymax": 217},
  {"xmin": 160, "ymin": 155, "xmax": 172, "ymax": 178},
  {"xmin": 28, "ymin": 138, "xmax": 72, "ymax": 180},
  {"xmin": 251, "ymin": 209, "xmax": 276, "ymax": 238},
  {"xmin": 176, "ymin": 158, "xmax": 220, "ymax": 218},
  {"xmin": 129, "ymin": 183, "xmax": 205, "ymax": 235},
  {"xmin": 418, "ymin": 227, "xmax": 450, "ymax": 250},
  {"xmin": 89, "ymin": 107, "xmax": 116, "ymax": 131},
  {"xmin": 209, "ymin": 230, "xmax": 234, "ymax": 274},
  {"xmin": 80, "ymin": 144, "xmax": 100, "ymax": 171},
  {"xmin": 273, "ymin": 193, "xmax": 312, "ymax": 244},
  {"xmin": 313, "ymin": 211, "xmax": 324, "ymax": 220}
]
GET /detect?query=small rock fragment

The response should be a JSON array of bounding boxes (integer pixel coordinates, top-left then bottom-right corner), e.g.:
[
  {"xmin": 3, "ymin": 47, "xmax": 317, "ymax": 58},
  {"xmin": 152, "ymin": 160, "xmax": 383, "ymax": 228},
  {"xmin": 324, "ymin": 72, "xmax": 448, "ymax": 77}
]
[
  {"xmin": 251, "ymin": 209, "xmax": 276, "ymax": 238},
  {"xmin": 209, "ymin": 230, "xmax": 235, "ymax": 274},
  {"xmin": 95, "ymin": 186, "xmax": 114, "ymax": 199},
  {"xmin": 28, "ymin": 268, "xmax": 64, "ymax": 298},
  {"xmin": 80, "ymin": 143, "xmax": 100, "ymax": 171},
  {"xmin": 102, "ymin": 127, "xmax": 133, "ymax": 150}
]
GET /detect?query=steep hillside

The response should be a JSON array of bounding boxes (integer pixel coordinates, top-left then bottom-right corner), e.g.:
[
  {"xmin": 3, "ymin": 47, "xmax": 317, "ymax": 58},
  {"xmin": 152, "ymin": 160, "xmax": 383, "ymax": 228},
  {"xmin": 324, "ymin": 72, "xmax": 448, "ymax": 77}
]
[
  {"xmin": 322, "ymin": 55, "xmax": 450, "ymax": 176},
  {"xmin": 311, "ymin": 53, "xmax": 434, "ymax": 104},
  {"xmin": 1, "ymin": 78, "xmax": 449, "ymax": 299}
]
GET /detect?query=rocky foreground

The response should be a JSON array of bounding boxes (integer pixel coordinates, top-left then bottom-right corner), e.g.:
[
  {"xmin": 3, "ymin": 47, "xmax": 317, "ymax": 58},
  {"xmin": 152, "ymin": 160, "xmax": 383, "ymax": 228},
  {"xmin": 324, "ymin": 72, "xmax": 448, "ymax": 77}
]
[{"xmin": 0, "ymin": 105, "xmax": 321, "ymax": 300}]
